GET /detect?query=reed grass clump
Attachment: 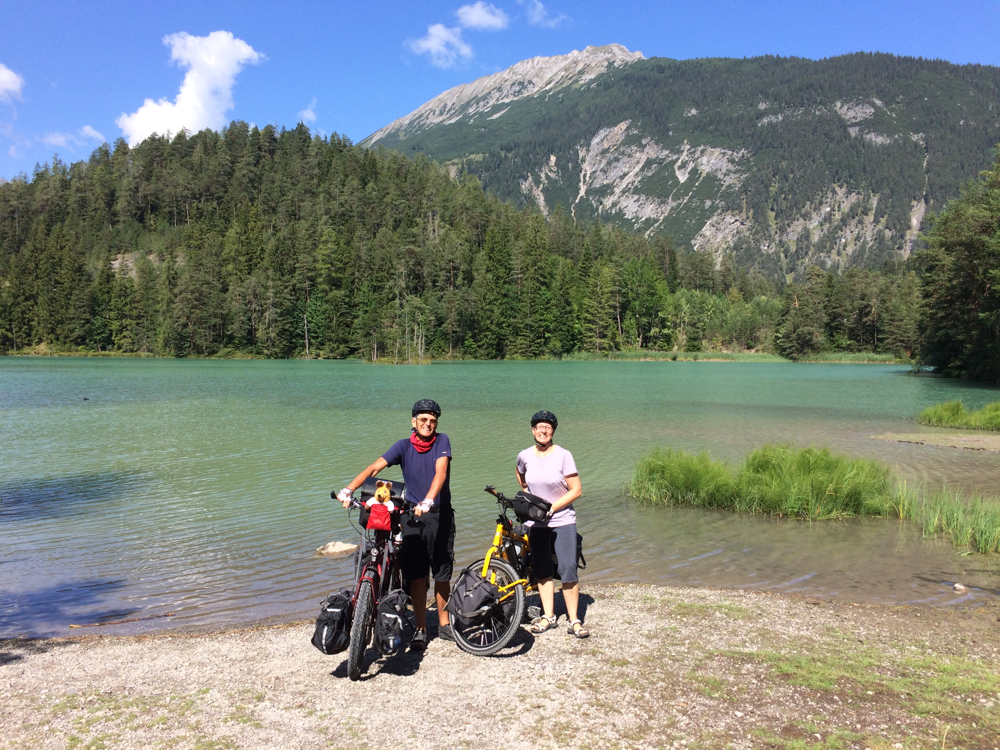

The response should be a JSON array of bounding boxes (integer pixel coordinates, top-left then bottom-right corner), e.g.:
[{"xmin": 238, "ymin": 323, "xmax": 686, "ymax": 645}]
[
  {"xmin": 796, "ymin": 352, "xmax": 903, "ymax": 364},
  {"xmin": 561, "ymin": 350, "xmax": 787, "ymax": 362},
  {"xmin": 629, "ymin": 448, "xmax": 734, "ymax": 507},
  {"xmin": 915, "ymin": 490, "xmax": 1000, "ymax": 553},
  {"xmin": 916, "ymin": 400, "xmax": 1000, "ymax": 430},
  {"xmin": 631, "ymin": 444, "xmax": 893, "ymax": 520},
  {"xmin": 630, "ymin": 444, "xmax": 1000, "ymax": 553}
]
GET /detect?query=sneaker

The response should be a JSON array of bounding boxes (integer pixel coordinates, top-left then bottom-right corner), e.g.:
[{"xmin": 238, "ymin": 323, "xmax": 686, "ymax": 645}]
[
  {"xmin": 409, "ymin": 629, "xmax": 428, "ymax": 652},
  {"xmin": 437, "ymin": 623, "xmax": 456, "ymax": 642}
]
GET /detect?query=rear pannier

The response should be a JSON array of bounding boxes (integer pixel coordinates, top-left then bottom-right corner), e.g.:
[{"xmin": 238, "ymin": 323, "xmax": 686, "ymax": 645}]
[
  {"xmin": 311, "ymin": 589, "xmax": 353, "ymax": 655},
  {"xmin": 446, "ymin": 566, "xmax": 500, "ymax": 624}
]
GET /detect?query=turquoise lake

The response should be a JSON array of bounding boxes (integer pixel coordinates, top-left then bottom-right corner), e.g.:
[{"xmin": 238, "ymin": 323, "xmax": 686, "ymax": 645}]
[{"xmin": 2, "ymin": 358, "xmax": 999, "ymax": 637}]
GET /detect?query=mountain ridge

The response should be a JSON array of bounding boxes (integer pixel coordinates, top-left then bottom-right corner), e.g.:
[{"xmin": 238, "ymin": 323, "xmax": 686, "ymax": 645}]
[
  {"xmin": 363, "ymin": 49, "xmax": 1000, "ymax": 277},
  {"xmin": 362, "ymin": 44, "xmax": 644, "ymax": 147}
]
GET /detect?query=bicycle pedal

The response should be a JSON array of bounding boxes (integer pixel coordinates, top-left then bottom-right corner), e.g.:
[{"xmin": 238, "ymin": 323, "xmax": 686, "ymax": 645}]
[{"xmin": 526, "ymin": 605, "xmax": 542, "ymax": 620}]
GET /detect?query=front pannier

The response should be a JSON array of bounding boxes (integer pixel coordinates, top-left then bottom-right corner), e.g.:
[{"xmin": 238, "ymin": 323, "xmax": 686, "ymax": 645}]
[
  {"xmin": 446, "ymin": 566, "xmax": 500, "ymax": 624},
  {"xmin": 511, "ymin": 491, "xmax": 551, "ymax": 523},
  {"xmin": 374, "ymin": 589, "xmax": 409, "ymax": 655},
  {"xmin": 311, "ymin": 589, "xmax": 353, "ymax": 655},
  {"xmin": 365, "ymin": 503, "xmax": 392, "ymax": 531}
]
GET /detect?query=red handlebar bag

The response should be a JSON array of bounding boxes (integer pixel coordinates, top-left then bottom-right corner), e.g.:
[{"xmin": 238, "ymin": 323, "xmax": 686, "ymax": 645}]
[{"xmin": 366, "ymin": 503, "xmax": 392, "ymax": 531}]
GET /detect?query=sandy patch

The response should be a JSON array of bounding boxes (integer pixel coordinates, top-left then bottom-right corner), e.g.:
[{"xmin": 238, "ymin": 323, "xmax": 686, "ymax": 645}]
[{"xmin": 871, "ymin": 432, "xmax": 1000, "ymax": 452}]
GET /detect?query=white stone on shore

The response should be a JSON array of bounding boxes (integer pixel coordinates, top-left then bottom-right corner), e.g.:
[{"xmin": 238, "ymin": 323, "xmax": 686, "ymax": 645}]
[{"xmin": 316, "ymin": 541, "xmax": 358, "ymax": 557}]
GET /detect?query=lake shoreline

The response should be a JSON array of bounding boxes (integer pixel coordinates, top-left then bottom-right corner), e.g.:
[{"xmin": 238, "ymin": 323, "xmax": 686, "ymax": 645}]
[
  {"xmin": 5, "ymin": 583, "xmax": 998, "ymax": 749},
  {"xmin": 1, "ymin": 349, "xmax": 910, "ymax": 364}
]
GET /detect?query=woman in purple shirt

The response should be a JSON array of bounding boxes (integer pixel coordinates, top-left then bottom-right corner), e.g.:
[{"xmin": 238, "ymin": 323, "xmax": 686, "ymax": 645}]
[{"xmin": 515, "ymin": 410, "xmax": 589, "ymax": 638}]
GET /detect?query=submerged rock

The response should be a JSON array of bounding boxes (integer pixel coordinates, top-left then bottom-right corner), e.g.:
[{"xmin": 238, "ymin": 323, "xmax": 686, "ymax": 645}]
[{"xmin": 316, "ymin": 541, "xmax": 358, "ymax": 557}]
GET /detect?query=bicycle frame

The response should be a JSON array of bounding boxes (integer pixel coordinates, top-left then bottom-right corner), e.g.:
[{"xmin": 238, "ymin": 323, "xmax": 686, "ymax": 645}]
[
  {"xmin": 479, "ymin": 508, "xmax": 532, "ymax": 603},
  {"xmin": 354, "ymin": 527, "xmax": 401, "ymax": 607}
]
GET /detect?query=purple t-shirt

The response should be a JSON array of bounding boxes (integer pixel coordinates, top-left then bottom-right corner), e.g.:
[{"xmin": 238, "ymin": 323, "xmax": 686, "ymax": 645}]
[
  {"xmin": 382, "ymin": 433, "xmax": 452, "ymax": 507},
  {"xmin": 515, "ymin": 445, "xmax": 578, "ymax": 528}
]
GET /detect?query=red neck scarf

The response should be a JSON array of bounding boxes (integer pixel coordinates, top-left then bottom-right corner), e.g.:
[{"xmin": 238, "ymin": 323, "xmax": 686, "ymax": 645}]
[{"xmin": 410, "ymin": 431, "xmax": 438, "ymax": 453}]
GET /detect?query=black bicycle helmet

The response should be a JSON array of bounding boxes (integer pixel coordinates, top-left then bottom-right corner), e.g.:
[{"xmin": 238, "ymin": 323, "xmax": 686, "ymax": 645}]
[
  {"xmin": 530, "ymin": 410, "xmax": 558, "ymax": 429},
  {"xmin": 412, "ymin": 399, "xmax": 442, "ymax": 418}
]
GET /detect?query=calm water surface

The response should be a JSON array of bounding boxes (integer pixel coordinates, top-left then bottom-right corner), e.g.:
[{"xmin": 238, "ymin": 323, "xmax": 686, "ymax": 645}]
[{"xmin": 2, "ymin": 358, "xmax": 999, "ymax": 637}]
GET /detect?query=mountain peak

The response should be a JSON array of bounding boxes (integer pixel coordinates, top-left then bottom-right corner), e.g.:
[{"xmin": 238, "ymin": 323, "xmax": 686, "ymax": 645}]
[{"xmin": 362, "ymin": 44, "xmax": 644, "ymax": 147}]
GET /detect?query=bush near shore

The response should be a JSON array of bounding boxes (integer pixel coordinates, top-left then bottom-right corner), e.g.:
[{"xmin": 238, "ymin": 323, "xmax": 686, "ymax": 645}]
[
  {"xmin": 917, "ymin": 400, "xmax": 1000, "ymax": 431},
  {"xmin": 630, "ymin": 444, "xmax": 1000, "ymax": 553}
]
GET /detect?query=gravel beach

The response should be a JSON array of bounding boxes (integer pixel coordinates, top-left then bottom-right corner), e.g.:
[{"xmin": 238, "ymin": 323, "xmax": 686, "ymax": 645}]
[{"xmin": 4, "ymin": 584, "xmax": 998, "ymax": 749}]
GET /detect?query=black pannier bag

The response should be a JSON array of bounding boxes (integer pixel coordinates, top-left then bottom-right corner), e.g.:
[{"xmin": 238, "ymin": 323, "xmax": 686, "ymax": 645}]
[
  {"xmin": 311, "ymin": 588, "xmax": 353, "ymax": 655},
  {"xmin": 551, "ymin": 533, "xmax": 587, "ymax": 581},
  {"xmin": 373, "ymin": 589, "xmax": 409, "ymax": 655},
  {"xmin": 446, "ymin": 566, "xmax": 500, "ymax": 624},
  {"xmin": 357, "ymin": 476, "xmax": 406, "ymax": 529},
  {"xmin": 512, "ymin": 491, "xmax": 551, "ymax": 523}
]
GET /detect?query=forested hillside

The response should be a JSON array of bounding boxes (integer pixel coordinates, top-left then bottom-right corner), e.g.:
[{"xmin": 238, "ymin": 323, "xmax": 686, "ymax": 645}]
[
  {"xmin": 369, "ymin": 50, "xmax": 1000, "ymax": 277},
  {"xmin": 0, "ymin": 123, "xmax": 922, "ymax": 360}
]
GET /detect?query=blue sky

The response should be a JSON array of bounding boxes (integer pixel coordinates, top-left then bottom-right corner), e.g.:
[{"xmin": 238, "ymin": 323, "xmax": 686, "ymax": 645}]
[{"xmin": 1, "ymin": 0, "xmax": 999, "ymax": 180}]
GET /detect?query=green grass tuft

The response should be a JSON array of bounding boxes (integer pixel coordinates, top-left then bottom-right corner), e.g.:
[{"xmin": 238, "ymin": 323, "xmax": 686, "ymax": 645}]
[
  {"xmin": 796, "ymin": 351, "xmax": 904, "ymax": 364},
  {"xmin": 630, "ymin": 444, "xmax": 1000, "ymax": 553},
  {"xmin": 916, "ymin": 399, "xmax": 1000, "ymax": 430}
]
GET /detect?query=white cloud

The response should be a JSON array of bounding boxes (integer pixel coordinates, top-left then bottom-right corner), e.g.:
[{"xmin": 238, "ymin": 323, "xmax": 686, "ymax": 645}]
[
  {"xmin": 40, "ymin": 132, "xmax": 71, "ymax": 147},
  {"xmin": 117, "ymin": 31, "xmax": 262, "ymax": 146},
  {"xmin": 519, "ymin": 0, "xmax": 568, "ymax": 28},
  {"xmin": 38, "ymin": 125, "xmax": 107, "ymax": 149},
  {"xmin": 299, "ymin": 97, "xmax": 317, "ymax": 123},
  {"xmin": 80, "ymin": 124, "xmax": 105, "ymax": 141},
  {"xmin": 408, "ymin": 24, "xmax": 473, "ymax": 68},
  {"xmin": 0, "ymin": 63, "xmax": 25, "ymax": 103},
  {"xmin": 456, "ymin": 2, "xmax": 509, "ymax": 30}
]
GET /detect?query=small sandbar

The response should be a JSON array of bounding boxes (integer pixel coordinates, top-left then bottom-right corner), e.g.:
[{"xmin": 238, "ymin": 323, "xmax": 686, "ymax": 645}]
[{"xmin": 871, "ymin": 432, "xmax": 1000, "ymax": 452}]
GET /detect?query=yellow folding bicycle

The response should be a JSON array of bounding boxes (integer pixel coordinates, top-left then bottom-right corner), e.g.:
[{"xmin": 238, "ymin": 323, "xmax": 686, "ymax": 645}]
[{"xmin": 450, "ymin": 485, "xmax": 550, "ymax": 655}]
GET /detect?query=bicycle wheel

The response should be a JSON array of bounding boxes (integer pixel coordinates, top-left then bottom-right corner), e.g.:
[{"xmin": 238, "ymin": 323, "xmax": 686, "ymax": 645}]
[
  {"xmin": 452, "ymin": 557, "xmax": 525, "ymax": 656},
  {"xmin": 347, "ymin": 579, "xmax": 374, "ymax": 681}
]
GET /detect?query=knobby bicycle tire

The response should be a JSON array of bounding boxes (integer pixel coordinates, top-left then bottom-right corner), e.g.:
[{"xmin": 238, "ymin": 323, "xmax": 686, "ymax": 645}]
[
  {"xmin": 347, "ymin": 579, "xmax": 374, "ymax": 681},
  {"xmin": 452, "ymin": 557, "xmax": 525, "ymax": 656}
]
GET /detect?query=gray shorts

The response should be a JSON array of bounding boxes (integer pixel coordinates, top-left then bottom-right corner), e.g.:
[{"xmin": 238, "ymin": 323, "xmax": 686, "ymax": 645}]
[{"xmin": 528, "ymin": 523, "xmax": 579, "ymax": 584}]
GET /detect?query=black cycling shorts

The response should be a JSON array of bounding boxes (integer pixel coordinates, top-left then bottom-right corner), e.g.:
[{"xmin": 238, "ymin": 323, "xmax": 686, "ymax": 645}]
[{"xmin": 399, "ymin": 506, "xmax": 455, "ymax": 583}]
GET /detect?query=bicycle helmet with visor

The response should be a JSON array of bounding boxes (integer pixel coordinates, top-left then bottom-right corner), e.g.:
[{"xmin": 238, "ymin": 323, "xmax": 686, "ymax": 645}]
[
  {"xmin": 412, "ymin": 399, "xmax": 442, "ymax": 418},
  {"xmin": 530, "ymin": 410, "xmax": 558, "ymax": 430}
]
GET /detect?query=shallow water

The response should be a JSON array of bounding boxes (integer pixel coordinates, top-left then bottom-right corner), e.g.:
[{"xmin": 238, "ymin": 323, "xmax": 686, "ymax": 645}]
[{"xmin": 2, "ymin": 358, "xmax": 999, "ymax": 637}]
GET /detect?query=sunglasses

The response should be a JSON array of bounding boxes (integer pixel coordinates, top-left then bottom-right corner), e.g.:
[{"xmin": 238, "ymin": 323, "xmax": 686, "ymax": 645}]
[{"xmin": 415, "ymin": 417, "xmax": 438, "ymax": 425}]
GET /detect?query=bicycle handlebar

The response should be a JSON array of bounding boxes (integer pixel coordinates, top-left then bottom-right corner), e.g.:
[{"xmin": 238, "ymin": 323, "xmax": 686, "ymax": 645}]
[
  {"xmin": 330, "ymin": 489, "xmax": 416, "ymax": 512},
  {"xmin": 484, "ymin": 485, "xmax": 515, "ymax": 505}
]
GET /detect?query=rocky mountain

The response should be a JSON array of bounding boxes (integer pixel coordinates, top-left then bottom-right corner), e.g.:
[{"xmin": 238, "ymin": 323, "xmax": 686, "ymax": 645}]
[
  {"xmin": 364, "ymin": 44, "xmax": 644, "ymax": 145},
  {"xmin": 363, "ymin": 46, "xmax": 1000, "ymax": 277}
]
